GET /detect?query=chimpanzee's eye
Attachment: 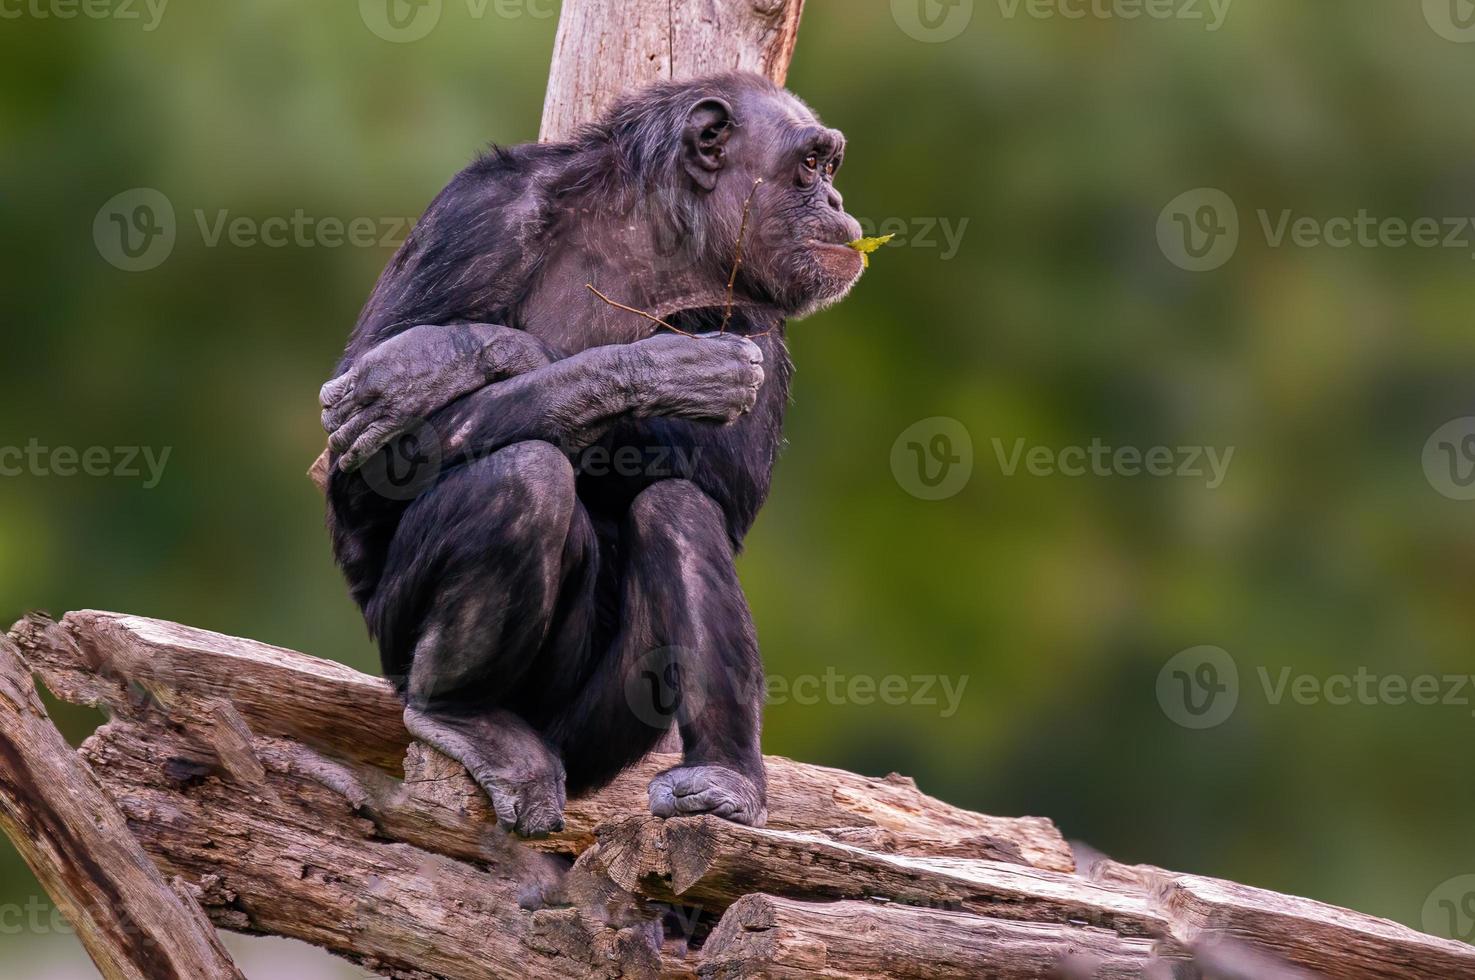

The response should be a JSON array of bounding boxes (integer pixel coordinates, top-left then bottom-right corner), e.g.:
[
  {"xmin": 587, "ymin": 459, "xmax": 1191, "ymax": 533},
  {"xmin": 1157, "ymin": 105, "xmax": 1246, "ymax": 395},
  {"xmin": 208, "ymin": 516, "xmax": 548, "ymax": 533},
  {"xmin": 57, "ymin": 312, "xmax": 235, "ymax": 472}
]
[
  {"xmin": 824, "ymin": 159, "xmax": 836, "ymax": 178},
  {"xmin": 803, "ymin": 153, "xmax": 819, "ymax": 171}
]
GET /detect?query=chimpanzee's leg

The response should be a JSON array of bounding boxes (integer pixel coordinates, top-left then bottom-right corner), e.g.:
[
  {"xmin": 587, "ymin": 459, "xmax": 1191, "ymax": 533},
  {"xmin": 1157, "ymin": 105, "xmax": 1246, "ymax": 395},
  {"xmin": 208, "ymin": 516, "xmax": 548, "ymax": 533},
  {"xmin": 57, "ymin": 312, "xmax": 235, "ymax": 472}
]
[
  {"xmin": 549, "ymin": 479, "xmax": 767, "ymax": 826},
  {"xmin": 369, "ymin": 440, "xmax": 597, "ymax": 837}
]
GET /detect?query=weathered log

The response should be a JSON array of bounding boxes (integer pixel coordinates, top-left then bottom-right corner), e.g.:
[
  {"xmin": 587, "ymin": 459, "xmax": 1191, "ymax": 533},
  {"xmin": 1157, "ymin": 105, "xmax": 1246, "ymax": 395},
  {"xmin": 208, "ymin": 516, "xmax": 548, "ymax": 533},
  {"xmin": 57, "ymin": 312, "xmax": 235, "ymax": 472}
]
[
  {"xmin": 1082, "ymin": 854, "xmax": 1475, "ymax": 980},
  {"xmin": 7, "ymin": 610, "xmax": 1073, "ymax": 871},
  {"xmin": 539, "ymin": 0, "xmax": 807, "ymax": 143},
  {"xmin": 0, "ymin": 635, "xmax": 244, "ymax": 980},
  {"xmin": 696, "ymin": 893, "xmax": 1167, "ymax": 979},
  {"xmin": 77, "ymin": 717, "xmax": 658, "ymax": 979},
  {"xmin": 6, "ymin": 609, "xmax": 1475, "ymax": 979},
  {"xmin": 575, "ymin": 814, "xmax": 1171, "ymax": 941}
]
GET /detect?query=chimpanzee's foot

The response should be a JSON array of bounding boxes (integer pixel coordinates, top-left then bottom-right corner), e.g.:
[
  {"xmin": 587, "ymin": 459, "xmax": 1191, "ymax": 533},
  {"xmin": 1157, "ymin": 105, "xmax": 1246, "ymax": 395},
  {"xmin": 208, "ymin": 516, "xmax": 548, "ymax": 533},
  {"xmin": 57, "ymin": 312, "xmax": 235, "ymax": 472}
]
[
  {"xmin": 648, "ymin": 765, "xmax": 768, "ymax": 827},
  {"xmin": 403, "ymin": 706, "xmax": 567, "ymax": 837}
]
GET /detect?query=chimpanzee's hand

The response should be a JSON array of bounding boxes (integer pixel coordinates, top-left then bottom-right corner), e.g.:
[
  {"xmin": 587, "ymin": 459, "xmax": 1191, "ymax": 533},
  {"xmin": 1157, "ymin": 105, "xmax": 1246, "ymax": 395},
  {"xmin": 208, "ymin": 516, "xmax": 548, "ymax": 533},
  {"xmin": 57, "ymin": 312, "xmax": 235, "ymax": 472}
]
[
  {"xmin": 322, "ymin": 323, "xmax": 553, "ymax": 472},
  {"xmin": 625, "ymin": 333, "xmax": 765, "ymax": 424}
]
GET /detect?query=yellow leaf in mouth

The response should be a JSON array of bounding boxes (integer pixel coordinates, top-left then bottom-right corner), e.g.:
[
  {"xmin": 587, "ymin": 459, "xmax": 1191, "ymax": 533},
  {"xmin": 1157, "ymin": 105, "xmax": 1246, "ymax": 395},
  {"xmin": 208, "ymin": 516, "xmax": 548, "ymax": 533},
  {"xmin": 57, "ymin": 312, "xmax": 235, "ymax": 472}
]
[{"xmin": 845, "ymin": 234, "xmax": 896, "ymax": 268}]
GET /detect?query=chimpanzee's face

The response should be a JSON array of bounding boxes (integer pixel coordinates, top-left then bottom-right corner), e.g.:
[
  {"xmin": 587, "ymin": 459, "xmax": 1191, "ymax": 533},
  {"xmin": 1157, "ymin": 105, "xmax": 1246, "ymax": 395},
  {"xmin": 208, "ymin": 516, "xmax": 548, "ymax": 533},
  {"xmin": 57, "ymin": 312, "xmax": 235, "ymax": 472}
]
[{"xmin": 686, "ymin": 89, "xmax": 866, "ymax": 319}]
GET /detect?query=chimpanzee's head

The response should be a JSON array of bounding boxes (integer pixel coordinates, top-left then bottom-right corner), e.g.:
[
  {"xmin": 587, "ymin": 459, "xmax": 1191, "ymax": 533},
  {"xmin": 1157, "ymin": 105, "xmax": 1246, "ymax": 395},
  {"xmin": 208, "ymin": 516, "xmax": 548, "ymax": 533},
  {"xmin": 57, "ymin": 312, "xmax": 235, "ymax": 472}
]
[{"xmin": 601, "ymin": 73, "xmax": 866, "ymax": 320}]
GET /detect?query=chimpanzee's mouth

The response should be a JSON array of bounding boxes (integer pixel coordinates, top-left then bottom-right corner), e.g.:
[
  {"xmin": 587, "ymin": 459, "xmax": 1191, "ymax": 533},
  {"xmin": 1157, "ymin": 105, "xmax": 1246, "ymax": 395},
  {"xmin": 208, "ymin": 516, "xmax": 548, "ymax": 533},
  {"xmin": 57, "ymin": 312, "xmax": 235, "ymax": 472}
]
[{"xmin": 808, "ymin": 238, "xmax": 860, "ymax": 255}]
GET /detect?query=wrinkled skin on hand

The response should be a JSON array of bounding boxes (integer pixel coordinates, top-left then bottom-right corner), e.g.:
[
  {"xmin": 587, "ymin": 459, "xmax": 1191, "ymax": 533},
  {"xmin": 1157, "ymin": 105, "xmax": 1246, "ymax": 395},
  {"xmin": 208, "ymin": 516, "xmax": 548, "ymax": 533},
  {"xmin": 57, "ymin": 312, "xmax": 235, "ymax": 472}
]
[
  {"xmin": 625, "ymin": 333, "xmax": 765, "ymax": 424},
  {"xmin": 321, "ymin": 323, "xmax": 553, "ymax": 472}
]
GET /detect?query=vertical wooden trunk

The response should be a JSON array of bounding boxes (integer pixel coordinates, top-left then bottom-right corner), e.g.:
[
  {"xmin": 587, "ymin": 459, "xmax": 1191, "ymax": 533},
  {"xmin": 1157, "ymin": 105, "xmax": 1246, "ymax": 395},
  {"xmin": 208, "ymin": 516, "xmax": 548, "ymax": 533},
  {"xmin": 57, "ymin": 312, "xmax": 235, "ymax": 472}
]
[
  {"xmin": 0, "ymin": 636, "xmax": 244, "ymax": 980},
  {"xmin": 539, "ymin": 0, "xmax": 807, "ymax": 142}
]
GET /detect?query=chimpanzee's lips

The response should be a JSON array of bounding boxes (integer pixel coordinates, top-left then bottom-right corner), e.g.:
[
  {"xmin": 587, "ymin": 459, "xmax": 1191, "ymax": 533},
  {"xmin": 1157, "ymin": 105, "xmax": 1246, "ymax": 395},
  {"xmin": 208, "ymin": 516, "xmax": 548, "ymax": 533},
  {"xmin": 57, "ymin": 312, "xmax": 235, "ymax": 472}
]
[{"xmin": 808, "ymin": 239, "xmax": 865, "ymax": 279}]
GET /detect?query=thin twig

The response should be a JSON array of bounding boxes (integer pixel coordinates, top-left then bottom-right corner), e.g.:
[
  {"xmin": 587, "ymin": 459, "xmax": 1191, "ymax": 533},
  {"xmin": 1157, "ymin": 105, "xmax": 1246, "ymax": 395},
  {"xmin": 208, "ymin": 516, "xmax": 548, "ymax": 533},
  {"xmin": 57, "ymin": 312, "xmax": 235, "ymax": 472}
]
[
  {"xmin": 585, "ymin": 283, "xmax": 696, "ymax": 337},
  {"xmin": 720, "ymin": 178, "xmax": 764, "ymax": 334}
]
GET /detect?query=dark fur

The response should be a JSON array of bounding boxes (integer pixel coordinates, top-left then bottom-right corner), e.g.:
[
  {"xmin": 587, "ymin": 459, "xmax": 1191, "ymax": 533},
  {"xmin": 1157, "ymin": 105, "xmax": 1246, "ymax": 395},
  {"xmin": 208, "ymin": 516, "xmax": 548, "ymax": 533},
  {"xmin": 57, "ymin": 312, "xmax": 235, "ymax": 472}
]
[{"xmin": 323, "ymin": 72, "xmax": 862, "ymax": 830}]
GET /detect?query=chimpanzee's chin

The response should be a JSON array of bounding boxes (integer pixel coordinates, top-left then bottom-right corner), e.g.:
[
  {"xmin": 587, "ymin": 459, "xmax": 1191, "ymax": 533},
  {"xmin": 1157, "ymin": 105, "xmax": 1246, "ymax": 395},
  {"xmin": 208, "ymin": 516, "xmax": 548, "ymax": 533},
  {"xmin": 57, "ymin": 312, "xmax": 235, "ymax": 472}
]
[{"xmin": 787, "ymin": 270, "xmax": 859, "ymax": 320}]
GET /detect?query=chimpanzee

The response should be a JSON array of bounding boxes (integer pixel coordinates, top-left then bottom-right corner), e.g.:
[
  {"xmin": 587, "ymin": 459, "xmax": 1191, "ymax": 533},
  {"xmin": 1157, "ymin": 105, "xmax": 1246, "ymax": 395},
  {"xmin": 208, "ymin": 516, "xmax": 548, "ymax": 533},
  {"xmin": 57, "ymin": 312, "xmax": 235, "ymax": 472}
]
[{"xmin": 320, "ymin": 72, "xmax": 865, "ymax": 836}]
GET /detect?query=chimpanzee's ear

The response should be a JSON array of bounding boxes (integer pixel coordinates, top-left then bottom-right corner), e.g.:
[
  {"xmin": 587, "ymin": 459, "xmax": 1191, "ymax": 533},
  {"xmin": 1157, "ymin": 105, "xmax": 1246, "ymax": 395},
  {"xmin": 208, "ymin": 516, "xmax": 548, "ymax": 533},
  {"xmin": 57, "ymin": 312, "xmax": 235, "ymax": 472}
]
[{"xmin": 683, "ymin": 97, "xmax": 734, "ymax": 191}]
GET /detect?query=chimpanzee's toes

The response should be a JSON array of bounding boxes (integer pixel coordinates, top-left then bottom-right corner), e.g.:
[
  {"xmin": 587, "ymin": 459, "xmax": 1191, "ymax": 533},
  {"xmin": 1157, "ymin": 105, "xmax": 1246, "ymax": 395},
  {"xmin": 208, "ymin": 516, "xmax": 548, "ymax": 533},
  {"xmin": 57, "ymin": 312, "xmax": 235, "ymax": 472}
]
[
  {"xmin": 483, "ymin": 773, "xmax": 566, "ymax": 839},
  {"xmin": 648, "ymin": 765, "xmax": 767, "ymax": 827}
]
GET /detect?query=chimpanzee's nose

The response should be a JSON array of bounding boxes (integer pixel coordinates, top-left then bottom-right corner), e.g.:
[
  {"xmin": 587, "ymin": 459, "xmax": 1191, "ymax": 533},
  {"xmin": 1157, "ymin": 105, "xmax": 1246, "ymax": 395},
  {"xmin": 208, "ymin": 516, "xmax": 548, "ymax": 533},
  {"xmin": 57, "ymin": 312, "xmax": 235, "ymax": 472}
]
[{"xmin": 826, "ymin": 186, "xmax": 845, "ymax": 211}]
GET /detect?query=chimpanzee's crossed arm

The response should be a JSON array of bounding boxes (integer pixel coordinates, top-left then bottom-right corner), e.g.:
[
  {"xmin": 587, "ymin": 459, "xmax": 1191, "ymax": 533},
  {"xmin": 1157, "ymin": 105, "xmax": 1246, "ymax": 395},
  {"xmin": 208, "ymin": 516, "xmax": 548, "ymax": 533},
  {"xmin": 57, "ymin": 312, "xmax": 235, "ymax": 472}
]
[
  {"xmin": 321, "ymin": 322, "xmax": 557, "ymax": 472},
  {"xmin": 321, "ymin": 323, "xmax": 765, "ymax": 471}
]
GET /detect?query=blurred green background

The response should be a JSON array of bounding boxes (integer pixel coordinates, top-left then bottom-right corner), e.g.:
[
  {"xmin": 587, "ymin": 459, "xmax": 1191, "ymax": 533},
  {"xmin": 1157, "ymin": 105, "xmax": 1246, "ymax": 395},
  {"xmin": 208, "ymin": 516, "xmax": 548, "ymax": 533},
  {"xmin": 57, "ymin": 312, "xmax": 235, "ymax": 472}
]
[{"xmin": 3, "ymin": 0, "xmax": 1475, "ymax": 973}]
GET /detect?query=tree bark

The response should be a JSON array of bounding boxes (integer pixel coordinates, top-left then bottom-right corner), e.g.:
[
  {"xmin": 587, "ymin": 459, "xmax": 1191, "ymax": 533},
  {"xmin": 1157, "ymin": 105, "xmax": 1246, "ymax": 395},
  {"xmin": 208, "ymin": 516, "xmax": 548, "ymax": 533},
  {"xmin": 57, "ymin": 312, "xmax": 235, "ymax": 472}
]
[
  {"xmin": 539, "ymin": 0, "xmax": 807, "ymax": 142},
  {"xmin": 697, "ymin": 893, "xmax": 1165, "ymax": 979},
  {"xmin": 0, "ymin": 635, "xmax": 243, "ymax": 980}
]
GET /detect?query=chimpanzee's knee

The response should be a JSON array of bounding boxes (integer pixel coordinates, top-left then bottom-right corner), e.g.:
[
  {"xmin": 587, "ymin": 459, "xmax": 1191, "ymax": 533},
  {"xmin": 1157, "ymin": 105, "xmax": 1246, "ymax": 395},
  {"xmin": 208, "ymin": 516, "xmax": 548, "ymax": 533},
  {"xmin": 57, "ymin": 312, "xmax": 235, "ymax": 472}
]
[
  {"xmin": 482, "ymin": 440, "xmax": 577, "ymax": 550},
  {"xmin": 369, "ymin": 440, "xmax": 578, "ymax": 688},
  {"xmin": 627, "ymin": 479, "xmax": 726, "ymax": 552}
]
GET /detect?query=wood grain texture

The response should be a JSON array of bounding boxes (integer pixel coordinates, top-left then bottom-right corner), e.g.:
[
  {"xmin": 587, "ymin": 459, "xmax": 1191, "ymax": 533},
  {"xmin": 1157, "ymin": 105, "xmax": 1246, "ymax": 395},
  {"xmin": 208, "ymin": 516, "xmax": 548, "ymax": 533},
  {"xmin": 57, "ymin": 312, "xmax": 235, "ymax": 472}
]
[
  {"xmin": 78, "ymin": 720, "xmax": 658, "ymax": 979},
  {"xmin": 539, "ymin": 0, "xmax": 807, "ymax": 143},
  {"xmin": 0, "ymin": 636, "xmax": 243, "ymax": 980},
  {"xmin": 577, "ymin": 815, "xmax": 1169, "ymax": 940},
  {"xmin": 696, "ymin": 893, "xmax": 1168, "ymax": 979}
]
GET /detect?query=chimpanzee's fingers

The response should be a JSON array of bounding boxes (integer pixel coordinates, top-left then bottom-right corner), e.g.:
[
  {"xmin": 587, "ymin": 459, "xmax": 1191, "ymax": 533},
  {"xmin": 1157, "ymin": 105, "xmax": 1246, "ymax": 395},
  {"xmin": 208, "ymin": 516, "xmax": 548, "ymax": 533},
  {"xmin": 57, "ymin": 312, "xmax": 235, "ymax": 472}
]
[
  {"xmin": 487, "ymin": 786, "xmax": 520, "ymax": 833},
  {"xmin": 319, "ymin": 372, "xmax": 355, "ymax": 408},
  {"xmin": 341, "ymin": 418, "xmax": 408, "ymax": 474},
  {"xmin": 328, "ymin": 406, "xmax": 382, "ymax": 459},
  {"xmin": 668, "ymin": 787, "xmax": 743, "ymax": 818},
  {"xmin": 698, "ymin": 333, "xmax": 764, "ymax": 365},
  {"xmin": 648, "ymin": 779, "xmax": 678, "ymax": 818}
]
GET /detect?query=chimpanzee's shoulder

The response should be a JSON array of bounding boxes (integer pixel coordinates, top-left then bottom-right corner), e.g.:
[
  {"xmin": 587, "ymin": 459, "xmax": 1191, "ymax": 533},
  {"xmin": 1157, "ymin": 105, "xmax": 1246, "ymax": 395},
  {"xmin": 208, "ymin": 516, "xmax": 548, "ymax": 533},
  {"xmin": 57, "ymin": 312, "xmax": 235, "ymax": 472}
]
[{"xmin": 463, "ymin": 141, "xmax": 576, "ymax": 184}]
